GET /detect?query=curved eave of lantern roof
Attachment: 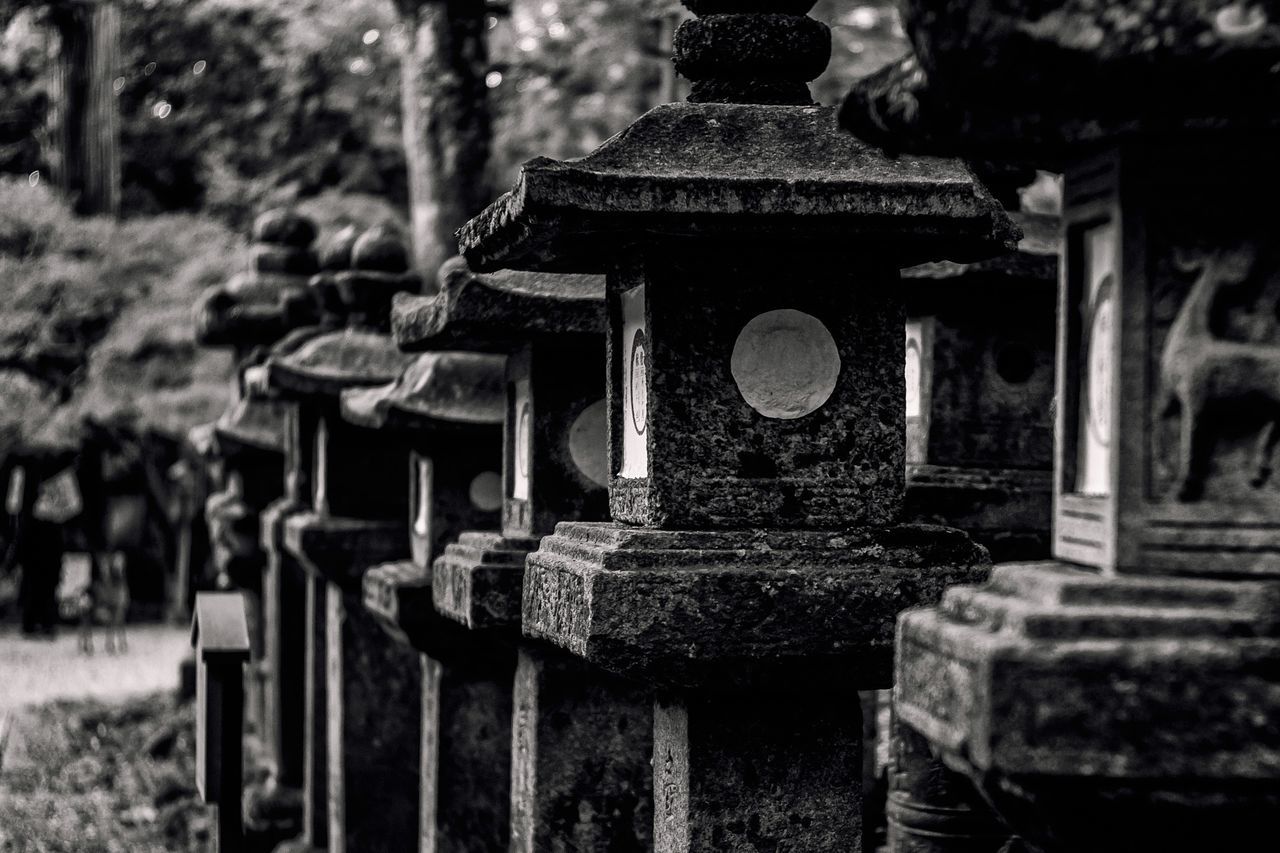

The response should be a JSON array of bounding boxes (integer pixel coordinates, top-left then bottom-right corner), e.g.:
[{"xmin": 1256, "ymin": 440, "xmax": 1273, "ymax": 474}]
[
  {"xmin": 213, "ymin": 394, "xmax": 287, "ymax": 456},
  {"xmin": 392, "ymin": 256, "xmax": 605, "ymax": 353},
  {"xmin": 901, "ymin": 212, "xmax": 1060, "ymax": 283},
  {"xmin": 265, "ymin": 328, "xmax": 415, "ymax": 400},
  {"xmin": 458, "ymin": 102, "xmax": 1018, "ymax": 275},
  {"xmin": 340, "ymin": 351, "xmax": 506, "ymax": 434},
  {"xmin": 839, "ymin": 0, "xmax": 1280, "ymax": 171}
]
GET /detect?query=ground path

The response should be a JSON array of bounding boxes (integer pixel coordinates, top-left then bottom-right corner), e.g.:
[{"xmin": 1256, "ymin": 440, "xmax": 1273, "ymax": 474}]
[{"xmin": 0, "ymin": 623, "xmax": 189, "ymax": 774}]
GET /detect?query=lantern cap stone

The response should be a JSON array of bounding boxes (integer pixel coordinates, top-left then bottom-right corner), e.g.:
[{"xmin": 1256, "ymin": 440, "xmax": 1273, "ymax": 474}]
[
  {"xmin": 190, "ymin": 591, "xmax": 251, "ymax": 660},
  {"xmin": 213, "ymin": 394, "xmax": 288, "ymax": 456},
  {"xmin": 458, "ymin": 103, "xmax": 1017, "ymax": 274},
  {"xmin": 265, "ymin": 328, "xmax": 416, "ymax": 400},
  {"xmin": 839, "ymin": 3, "xmax": 1280, "ymax": 168},
  {"xmin": 251, "ymin": 208, "xmax": 317, "ymax": 248},
  {"xmin": 339, "ymin": 350, "xmax": 506, "ymax": 432},
  {"xmin": 392, "ymin": 256, "xmax": 604, "ymax": 352}
]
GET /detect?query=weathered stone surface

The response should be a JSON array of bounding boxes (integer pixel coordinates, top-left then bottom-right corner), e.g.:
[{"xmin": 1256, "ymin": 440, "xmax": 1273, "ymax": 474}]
[
  {"xmin": 654, "ymin": 689, "xmax": 862, "ymax": 852},
  {"xmin": 266, "ymin": 329, "xmax": 417, "ymax": 400},
  {"xmin": 351, "ymin": 225, "xmax": 410, "ymax": 273},
  {"xmin": 886, "ymin": 713, "xmax": 1011, "ymax": 853},
  {"xmin": 904, "ymin": 468, "xmax": 1053, "ymax": 564},
  {"xmin": 195, "ymin": 272, "xmax": 319, "ymax": 350},
  {"xmin": 673, "ymin": 13, "xmax": 831, "ymax": 104},
  {"xmin": 325, "ymin": 587, "xmax": 421, "ymax": 853},
  {"xmin": 896, "ymin": 561, "xmax": 1280, "ymax": 852},
  {"xmin": 458, "ymin": 103, "xmax": 1016, "ymax": 274},
  {"xmin": 523, "ymin": 521, "xmax": 990, "ymax": 690},
  {"xmin": 392, "ymin": 256, "xmax": 604, "ymax": 353},
  {"xmin": 339, "ymin": 350, "xmax": 505, "ymax": 432},
  {"xmin": 840, "ymin": 3, "xmax": 1280, "ymax": 165},
  {"xmin": 605, "ymin": 247, "xmax": 905, "ymax": 530},
  {"xmin": 330, "ymin": 270, "xmax": 422, "ymax": 331},
  {"xmin": 431, "ymin": 531, "xmax": 540, "ymax": 630},
  {"xmin": 509, "ymin": 646, "xmax": 653, "ymax": 853},
  {"xmin": 284, "ymin": 513, "xmax": 409, "ymax": 595},
  {"xmin": 420, "ymin": 652, "xmax": 516, "ymax": 853}
]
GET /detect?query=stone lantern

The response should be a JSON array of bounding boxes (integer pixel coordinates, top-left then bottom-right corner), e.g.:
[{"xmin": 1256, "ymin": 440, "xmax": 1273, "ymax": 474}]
[
  {"xmin": 902, "ymin": 211, "xmax": 1059, "ymax": 562},
  {"xmin": 263, "ymin": 228, "xmax": 420, "ymax": 853},
  {"xmin": 339, "ymin": 347, "xmax": 512, "ymax": 852},
  {"xmin": 392, "ymin": 259, "xmax": 656, "ymax": 850},
  {"xmin": 841, "ymin": 2, "xmax": 1280, "ymax": 849},
  {"xmin": 458, "ymin": 0, "xmax": 1014, "ymax": 847}
]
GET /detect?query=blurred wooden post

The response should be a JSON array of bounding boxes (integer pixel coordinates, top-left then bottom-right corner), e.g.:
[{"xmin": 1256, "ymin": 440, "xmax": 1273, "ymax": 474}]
[
  {"xmin": 192, "ymin": 591, "xmax": 251, "ymax": 852},
  {"xmin": 46, "ymin": 0, "xmax": 121, "ymax": 216}
]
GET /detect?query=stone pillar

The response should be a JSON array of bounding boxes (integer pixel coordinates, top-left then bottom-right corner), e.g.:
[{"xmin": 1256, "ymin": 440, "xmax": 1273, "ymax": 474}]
[
  {"xmin": 840, "ymin": 4, "xmax": 1280, "ymax": 850},
  {"xmin": 458, "ymin": 1, "xmax": 1014, "ymax": 849},
  {"xmin": 264, "ymin": 227, "xmax": 422, "ymax": 852},
  {"xmin": 342, "ymin": 347, "xmax": 513, "ymax": 853},
  {"xmin": 390, "ymin": 259, "xmax": 654, "ymax": 850}
]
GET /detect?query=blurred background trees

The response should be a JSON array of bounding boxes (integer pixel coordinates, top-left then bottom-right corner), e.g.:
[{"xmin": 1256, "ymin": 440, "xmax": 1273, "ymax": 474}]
[{"xmin": 0, "ymin": 0, "xmax": 907, "ymax": 444}]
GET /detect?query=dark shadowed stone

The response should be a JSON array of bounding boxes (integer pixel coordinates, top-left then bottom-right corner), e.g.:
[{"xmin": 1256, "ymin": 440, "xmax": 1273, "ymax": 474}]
[
  {"xmin": 324, "ymin": 589, "xmax": 421, "ymax": 853},
  {"xmin": 330, "ymin": 270, "xmax": 421, "ymax": 330},
  {"xmin": 253, "ymin": 244, "xmax": 320, "ymax": 276},
  {"xmin": 654, "ymin": 689, "xmax": 862, "ymax": 852},
  {"xmin": 885, "ymin": 712, "xmax": 1012, "ymax": 853},
  {"xmin": 509, "ymin": 647, "xmax": 653, "ymax": 853},
  {"xmin": 840, "ymin": 3, "xmax": 1280, "ymax": 166},
  {"xmin": 317, "ymin": 225, "xmax": 360, "ymax": 272},
  {"xmin": 253, "ymin": 209, "xmax": 319, "ymax": 248},
  {"xmin": 895, "ymin": 561, "xmax": 1280, "ymax": 852},
  {"xmin": 522, "ymin": 521, "xmax": 990, "ymax": 690},
  {"xmin": 351, "ymin": 227, "xmax": 411, "ymax": 273},
  {"xmin": 214, "ymin": 396, "xmax": 289, "ymax": 456},
  {"xmin": 673, "ymin": 13, "xmax": 831, "ymax": 97},
  {"xmin": 265, "ymin": 330, "xmax": 417, "ymax": 400},
  {"xmin": 458, "ymin": 104, "xmax": 1016, "ymax": 274},
  {"xmin": 339, "ymin": 350, "xmax": 505, "ymax": 433},
  {"xmin": 284, "ymin": 512, "xmax": 409, "ymax": 595},
  {"xmin": 392, "ymin": 256, "xmax": 604, "ymax": 353}
]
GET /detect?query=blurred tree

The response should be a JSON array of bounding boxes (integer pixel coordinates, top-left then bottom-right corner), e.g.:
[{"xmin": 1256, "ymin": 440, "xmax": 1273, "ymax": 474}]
[{"xmin": 393, "ymin": 0, "xmax": 491, "ymax": 279}]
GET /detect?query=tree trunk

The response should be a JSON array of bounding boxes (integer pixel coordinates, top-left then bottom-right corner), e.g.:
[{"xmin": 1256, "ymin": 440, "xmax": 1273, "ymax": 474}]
[
  {"xmin": 48, "ymin": 0, "xmax": 121, "ymax": 216},
  {"xmin": 397, "ymin": 0, "xmax": 491, "ymax": 285}
]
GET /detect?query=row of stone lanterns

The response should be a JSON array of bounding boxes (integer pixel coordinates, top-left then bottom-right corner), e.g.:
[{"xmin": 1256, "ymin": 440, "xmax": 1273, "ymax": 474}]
[{"xmin": 186, "ymin": 1, "xmax": 1280, "ymax": 851}]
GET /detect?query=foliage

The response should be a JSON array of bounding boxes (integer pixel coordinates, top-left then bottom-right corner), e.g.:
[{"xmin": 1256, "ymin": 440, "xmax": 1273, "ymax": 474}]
[
  {"xmin": 0, "ymin": 0, "xmax": 406, "ymax": 226},
  {"xmin": 0, "ymin": 176, "xmax": 237, "ymax": 446},
  {"xmin": 0, "ymin": 692, "xmax": 206, "ymax": 853}
]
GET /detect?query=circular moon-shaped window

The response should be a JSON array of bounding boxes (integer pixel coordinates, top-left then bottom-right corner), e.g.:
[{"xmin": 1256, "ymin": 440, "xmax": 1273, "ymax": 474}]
[
  {"xmin": 568, "ymin": 399, "xmax": 608, "ymax": 488},
  {"xmin": 629, "ymin": 328, "xmax": 648, "ymax": 435},
  {"xmin": 730, "ymin": 309, "xmax": 841, "ymax": 420},
  {"xmin": 469, "ymin": 471, "xmax": 503, "ymax": 511},
  {"xmin": 515, "ymin": 401, "xmax": 532, "ymax": 480}
]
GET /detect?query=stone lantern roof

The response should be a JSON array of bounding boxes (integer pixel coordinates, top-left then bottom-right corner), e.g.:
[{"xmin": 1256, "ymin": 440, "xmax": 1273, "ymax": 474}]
[
  {"xmin": 392, "ymin": 257, "xmax": 603, "ymax": 352},
  {"xmin": 213, "ymin": 393, "xmax": 289, "ymax": 456},
  {"xmin": 339, "ymin": 351, "xmax": 506, "ymax": 433},
  {"xmin": 838, "ymin": 2, "xmax": 1280, "ymax": 166}
]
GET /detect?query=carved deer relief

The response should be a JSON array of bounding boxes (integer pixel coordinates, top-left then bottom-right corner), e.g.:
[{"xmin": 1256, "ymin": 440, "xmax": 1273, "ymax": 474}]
[{"xmin": 1157, "ymin": 245, "xmax": 1280, "ymax": 501}]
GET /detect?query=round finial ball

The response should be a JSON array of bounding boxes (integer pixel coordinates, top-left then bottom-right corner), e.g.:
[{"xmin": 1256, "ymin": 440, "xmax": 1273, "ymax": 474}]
[
  {"xmin": 252, "ymin": 208, "xmax": 318, "ymax": 248},
  {"xmin": 351, "ymin": 226, "xmax": 410, "ymax": 273},
  {"xmin": 318, "ymin": 224, "xmax": 361, "ymax": 271}
]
